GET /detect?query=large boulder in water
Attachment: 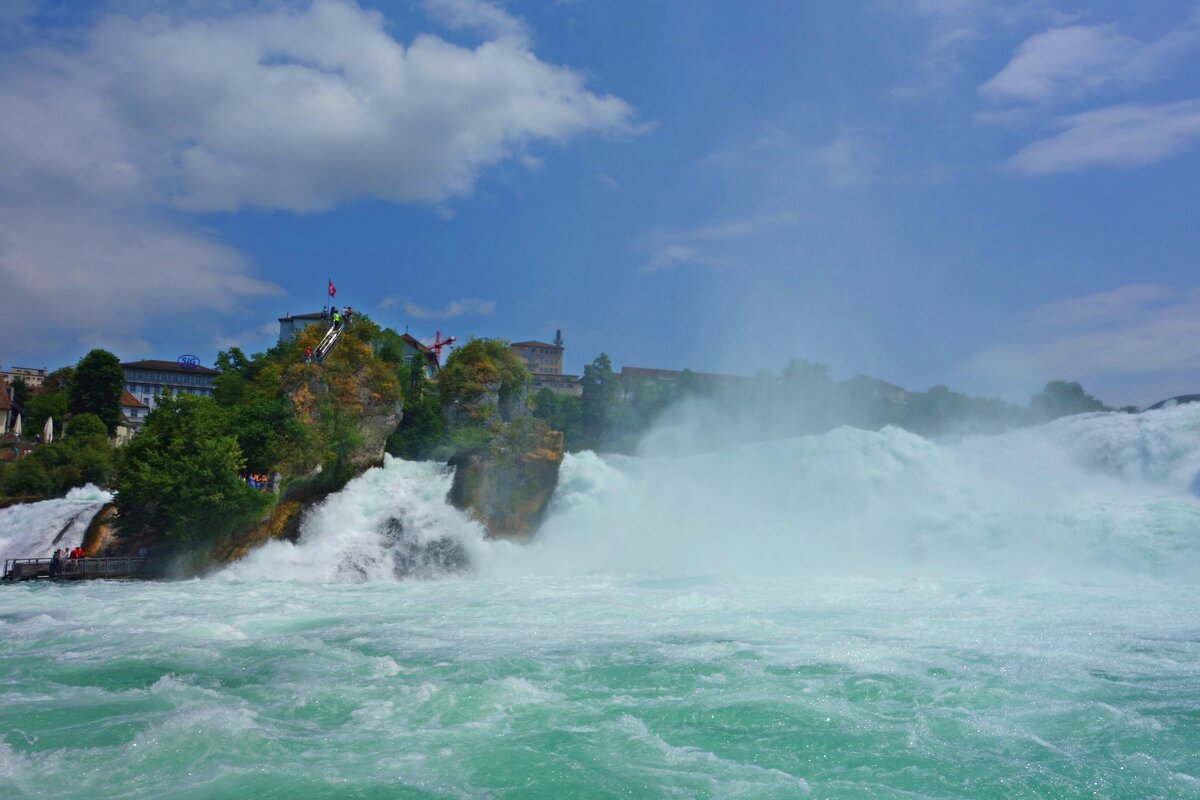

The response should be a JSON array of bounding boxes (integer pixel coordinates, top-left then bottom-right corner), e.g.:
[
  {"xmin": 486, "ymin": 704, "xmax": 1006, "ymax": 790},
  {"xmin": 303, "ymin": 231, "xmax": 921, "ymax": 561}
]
[{"xmin": 447, "ymin": 417, "xmax": 563, "ymax": 539}]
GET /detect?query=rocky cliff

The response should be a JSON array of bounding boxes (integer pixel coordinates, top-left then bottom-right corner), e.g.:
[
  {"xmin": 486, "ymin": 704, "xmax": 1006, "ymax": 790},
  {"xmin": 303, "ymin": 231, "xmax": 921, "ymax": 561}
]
[{"xmin": 447, "ymin": 417, "xmax": 564, "ymax": 539}]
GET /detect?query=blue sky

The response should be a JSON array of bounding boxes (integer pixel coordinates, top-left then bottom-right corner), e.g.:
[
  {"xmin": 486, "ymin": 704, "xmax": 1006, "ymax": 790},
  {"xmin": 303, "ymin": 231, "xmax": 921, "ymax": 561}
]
[{"xmin": 2, "ymin": 0, "xmax": 1199, "ymax": 407}]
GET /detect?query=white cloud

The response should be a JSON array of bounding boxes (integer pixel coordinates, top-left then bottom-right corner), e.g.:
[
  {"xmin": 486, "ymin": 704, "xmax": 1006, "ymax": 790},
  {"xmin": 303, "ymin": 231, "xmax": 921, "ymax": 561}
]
[
  {"xmin": 981, "ymin": 25, "xmax": 1137, "ymax": 103},
  {"xmin": 0, "ymin": 0, "xmax": 634, "ymax": 213},
  {"xmin": 965, "ymin": 284, "xmax": 1200, "ymax": 381},
  {"xmin": 403, "ymin": 297, "xmax": 496, "ymax": 318},
  {"xmin": 0, "ymin": 202, "xmax": 282, "ymax": 356},
  {"xmin": 1022, "ymin": 283, "xmax": 1175, "ymax": 331},
  {"xmin": 811, "ymin": 129, "xmax": 878, "ymax": 187},
  {"xmin": 640, "ymin": 211, "xmax": 800, "ymax": 273},
  {"xmin": 0, "ymin": 0, "xmax": 633, "ymax": 357},
  {"xmin": 886, "ymin": 0, "xmax": 1071, "ymax": 99},
  {"xmin": 420, "ymin": 0, "xmax": 528, "ymax": 42},
  {"xmin": 1007, "ymin": 100, "xmax": 1200, "ymax": 174},
  {"xmin": 981, "ymin": 10, "xmax": 1200, "ymax": 104}
]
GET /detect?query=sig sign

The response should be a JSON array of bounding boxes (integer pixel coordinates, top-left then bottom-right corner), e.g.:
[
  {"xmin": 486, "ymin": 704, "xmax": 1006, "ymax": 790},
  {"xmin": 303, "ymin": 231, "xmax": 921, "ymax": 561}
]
[{"xmin": 177, "ymin": 354, "xmax": 201, "ymax": 370}]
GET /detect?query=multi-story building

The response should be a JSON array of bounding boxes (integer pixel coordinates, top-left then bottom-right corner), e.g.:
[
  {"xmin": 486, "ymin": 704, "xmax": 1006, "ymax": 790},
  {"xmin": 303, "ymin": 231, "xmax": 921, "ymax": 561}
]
[
  {"xmin": 511, "ymin": 331, "xmax": 581, "ymax": 396},
  {"xmin": 1, "ymin": 366, "xmax": 48, "ymax": 388},
  {"xmin": 121, "ymin": 359, "xmax": 218, "ymax": 411}
]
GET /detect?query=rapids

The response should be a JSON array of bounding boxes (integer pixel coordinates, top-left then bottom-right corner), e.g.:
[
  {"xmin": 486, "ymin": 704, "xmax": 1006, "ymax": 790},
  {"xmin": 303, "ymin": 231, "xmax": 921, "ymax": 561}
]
[
  {"xmin": 3, "ymin": 406, "xmax": 1199, "ymax": 798},
  {"xmin": 0, "ymin": 485, "xmax": 112, "ymax": 564}
]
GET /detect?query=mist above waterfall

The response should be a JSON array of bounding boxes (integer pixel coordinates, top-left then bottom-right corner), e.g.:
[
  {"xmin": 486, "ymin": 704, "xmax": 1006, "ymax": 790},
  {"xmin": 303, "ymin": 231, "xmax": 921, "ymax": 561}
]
[
  {"xmin": 220, "ymin": 402, "xmax": 1200, "ymax": 585},
  {"xmin": 497, "ymin": 401, "xmax": 1200, "ymax": 581}
]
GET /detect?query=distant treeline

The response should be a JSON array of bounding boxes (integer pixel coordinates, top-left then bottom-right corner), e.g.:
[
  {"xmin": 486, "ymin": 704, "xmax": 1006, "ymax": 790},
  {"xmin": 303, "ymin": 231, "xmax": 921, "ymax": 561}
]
[{"xmin": 534, "ymin": 355, "xmax": 1124, "ymax": 454}]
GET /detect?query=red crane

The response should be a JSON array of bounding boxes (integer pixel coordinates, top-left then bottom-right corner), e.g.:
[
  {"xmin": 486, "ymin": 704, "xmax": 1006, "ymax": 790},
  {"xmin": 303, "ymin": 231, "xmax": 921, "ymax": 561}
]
[{"xmin": 429, "ymin": 331, "xmax": 456, "ymax": 365}]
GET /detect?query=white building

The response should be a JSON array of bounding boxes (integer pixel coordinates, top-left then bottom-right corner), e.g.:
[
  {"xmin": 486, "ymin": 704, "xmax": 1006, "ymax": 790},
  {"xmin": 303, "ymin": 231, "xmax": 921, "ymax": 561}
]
[
  {"xmin": 278, "ymin": 311, "xmax": 330, "ymax": 344},
  {"xmin": 122, "ymin": 359, "xmax": 218, "ymax": 411}
]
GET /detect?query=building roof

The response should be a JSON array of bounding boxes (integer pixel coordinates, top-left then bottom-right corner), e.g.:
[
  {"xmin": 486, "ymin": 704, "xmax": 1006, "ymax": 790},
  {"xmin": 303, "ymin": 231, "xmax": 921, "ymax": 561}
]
[
  {"xmin": 400, "ymin": 334, "xmax": 441, "ymax": 367},
  {"xmin": 120, "ymin": 391, "xmax": 149, "ymax": 409},
  {"xmin": 400, "ymin": 333, "xmax": 433, "ymax": 354},
  {"xmin": 121, "ymin": 359, "xmax": 219, "ymax": 375},
  {"xmin": 278, "ymin": 312, "xmax": 327, "ymax": 322},
  {"xmin": 511, "ymin": 340, "xmax": 561, "ymax": 350}
]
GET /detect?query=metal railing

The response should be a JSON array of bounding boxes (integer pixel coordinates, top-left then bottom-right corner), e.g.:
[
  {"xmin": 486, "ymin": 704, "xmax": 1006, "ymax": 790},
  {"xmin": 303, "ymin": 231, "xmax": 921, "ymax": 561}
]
[
  {"xmin": 3, "ymin": 556, "xmax": 149, "ymax": 581},
  {"xmin": 314, "ymin": 323, "xmax": 343, "ymax": 363}
]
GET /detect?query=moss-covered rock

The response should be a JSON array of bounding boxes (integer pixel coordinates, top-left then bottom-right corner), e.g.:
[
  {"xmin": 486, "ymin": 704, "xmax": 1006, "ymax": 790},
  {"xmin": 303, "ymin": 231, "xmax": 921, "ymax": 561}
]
[{"xmin": 447, "ymin": 417, "xmax": 564, "ymax": 539}]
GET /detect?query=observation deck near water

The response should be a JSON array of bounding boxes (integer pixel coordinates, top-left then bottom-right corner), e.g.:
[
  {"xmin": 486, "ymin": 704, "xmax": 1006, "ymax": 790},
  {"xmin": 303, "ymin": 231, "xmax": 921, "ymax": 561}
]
[{"xmin": 3, "ymin": 556, "xmax": 149, "ymax": 582}]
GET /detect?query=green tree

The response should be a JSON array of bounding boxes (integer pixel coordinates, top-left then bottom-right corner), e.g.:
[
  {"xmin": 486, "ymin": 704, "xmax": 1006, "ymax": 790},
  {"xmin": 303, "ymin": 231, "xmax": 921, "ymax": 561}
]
[
  {"xmin": 532, "ymin": 387, "xmax": 584, "ymax": 451},
  {"xmin": 581, "ymin": 353, "xmax": 619, "ymax": 450},
  {"xmin": 1030, "ymin": 380, "xmax": 1110, "ymax": 422},
  {"xmin": 11, "ymin": 377, "xmax": 29, "ymax": 408},
  {"xmin": 24, "ymin": 390, "xmax": 68, "ymax": 439},
  {"xmin": 0, "ymin": 412, "xmax": 117, "ymax": 499},
  {"xmin": 117, "ymin": 394, "xmax": 270, "ymax": 543},
  {"xmin": 70, "ymin": 349, "xmax": 124, "ymax": 434},
  {"xmin": 213, "ymin": 347, "xmax": 253, "ymax": 406},
  {"xmin": 387, "ymin": 364, "xmax": 445, "ymax": 460},
  {"xmin": 3, "ymin": 459, "xmax": 52, "ymax": 497},
  {"xmin": 42, "ymin": 366, "xmax": 75, "ymax": 395},
  {"xmin": 439, "ymin": 339, "xmax": 529, "ymax": 413}
]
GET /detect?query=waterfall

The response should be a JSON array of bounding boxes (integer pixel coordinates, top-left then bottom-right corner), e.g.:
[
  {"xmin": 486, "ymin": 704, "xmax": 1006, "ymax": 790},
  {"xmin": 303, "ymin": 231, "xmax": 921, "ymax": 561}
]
[{"xmin": 0, "ymin": 485, "xmax": 112, "ymax": 563}]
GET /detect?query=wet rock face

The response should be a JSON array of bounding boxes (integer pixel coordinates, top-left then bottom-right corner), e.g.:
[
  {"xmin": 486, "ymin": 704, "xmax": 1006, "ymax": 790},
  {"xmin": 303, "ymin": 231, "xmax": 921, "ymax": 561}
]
[
  {"xmin": 447, "ymin": 418, "xmax": 564, "ymax": 540},
  {"xmin": 354, "ymin": 400, "xmax": 405, "ymax": 469},
  {"xmin": 381, "ymin": 517, "xmax": 470, "ymax": 578}
]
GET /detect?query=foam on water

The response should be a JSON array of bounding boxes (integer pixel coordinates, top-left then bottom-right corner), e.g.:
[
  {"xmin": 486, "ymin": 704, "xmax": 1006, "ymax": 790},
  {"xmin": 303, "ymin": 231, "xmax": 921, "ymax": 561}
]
[
  {"xmin": 0, "ymin": 485, "xmax": 111, "ymax": 563},
  {"xmin": 3, "ymin": 407, "xmax": 1199, "ymax": 796},
  {"xmin": 222, "ymin": 457, "xmax": 497, "ymax": 582},
  {"xmin": 216, "ymin": 405, "xmax": 1200, "ymax": 584},
  {"xmin": 536, "ymin": 404, "xmax": 1199, "ymax": 580},
  {"xmin": 2, "ymin": 575, "xmax": 1198, "ymax": 798}
]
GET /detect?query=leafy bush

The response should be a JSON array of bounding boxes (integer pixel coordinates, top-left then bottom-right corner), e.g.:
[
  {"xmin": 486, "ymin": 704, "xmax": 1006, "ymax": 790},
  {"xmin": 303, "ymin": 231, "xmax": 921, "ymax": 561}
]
[
  {"xmin": 0, "ymin": 412, "xmax": 118, "ymax": 499},
  {"xmin": 117, "ymin": 394, "xmax": 271, "ymax": 543}
]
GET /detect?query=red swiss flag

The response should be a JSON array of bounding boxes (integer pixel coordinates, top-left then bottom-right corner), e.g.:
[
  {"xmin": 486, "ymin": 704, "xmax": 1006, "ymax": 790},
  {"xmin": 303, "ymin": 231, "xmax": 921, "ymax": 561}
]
[{"xmin": 328, "ymin": 279, "xmax": 336, "ymax": 298}]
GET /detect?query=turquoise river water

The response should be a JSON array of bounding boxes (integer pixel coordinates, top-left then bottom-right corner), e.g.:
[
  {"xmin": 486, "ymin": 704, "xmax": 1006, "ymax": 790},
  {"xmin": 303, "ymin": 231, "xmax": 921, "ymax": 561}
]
[{"xmin": 3, "ymin": 407, "xmax": 1200, "ymax": 798}]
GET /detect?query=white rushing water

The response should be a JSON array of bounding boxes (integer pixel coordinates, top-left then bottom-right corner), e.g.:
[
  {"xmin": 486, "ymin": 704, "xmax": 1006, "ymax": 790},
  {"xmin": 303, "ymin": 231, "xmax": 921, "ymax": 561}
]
[
  {"xmin": 4, "ymin": 407, "xmax": 1200, "ymax": 798},
  {"xmin": 216, "ymin": 404, "xmax": 1200, "ymax": 584},
  {"xmin": 0, "ymin": 484, "xmax": 111, "ymax": 563}
]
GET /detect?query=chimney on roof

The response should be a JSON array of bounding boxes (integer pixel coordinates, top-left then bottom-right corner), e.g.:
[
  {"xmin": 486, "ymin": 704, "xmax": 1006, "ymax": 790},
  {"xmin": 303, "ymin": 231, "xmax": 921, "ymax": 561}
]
[{"xmin": 554, "ymin": 329, "xmax": 563, "ymax": 348}]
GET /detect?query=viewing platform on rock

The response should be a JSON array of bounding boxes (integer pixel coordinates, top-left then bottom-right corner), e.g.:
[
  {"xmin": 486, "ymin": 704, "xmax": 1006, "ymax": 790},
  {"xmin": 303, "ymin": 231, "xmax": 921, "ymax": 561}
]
[{"xmin": 3, "ymin": 556, "xmax": 149, "ymax": 582}]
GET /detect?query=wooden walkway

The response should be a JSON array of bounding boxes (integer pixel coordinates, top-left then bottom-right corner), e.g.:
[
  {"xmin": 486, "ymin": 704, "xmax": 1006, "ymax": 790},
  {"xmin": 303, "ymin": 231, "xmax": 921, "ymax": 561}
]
[{"xmin": 3, "ymin": 556, "xmax": 149, "ymax": 581}]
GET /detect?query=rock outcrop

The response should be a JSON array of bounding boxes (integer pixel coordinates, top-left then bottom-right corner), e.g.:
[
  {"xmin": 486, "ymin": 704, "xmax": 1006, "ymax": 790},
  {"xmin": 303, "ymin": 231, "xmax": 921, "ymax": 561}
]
[
  {"xmin": 287, "ymin": 367, "xmax": 404, "ymax": 473},
  {"xmin": 448, "ymin": 417, "xmax": 563, "ymax": 539}
]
